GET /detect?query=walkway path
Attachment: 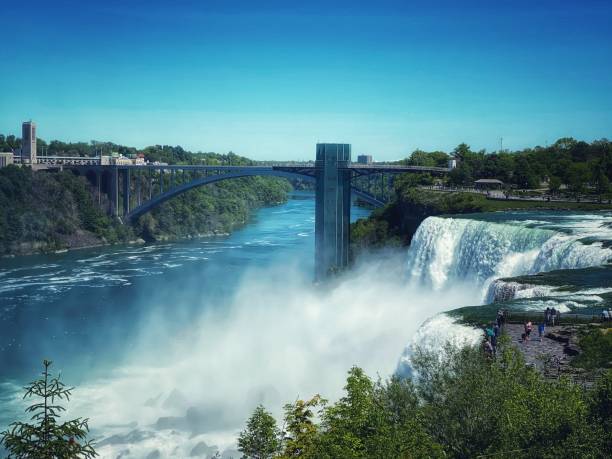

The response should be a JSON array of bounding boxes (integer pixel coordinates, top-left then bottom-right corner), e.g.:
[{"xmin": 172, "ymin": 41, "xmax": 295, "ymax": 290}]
[
  {"xmin": 504, "ymin": 324, "xmax": 569, "ymax": 374},
  {"xmin": 503, "ymin": 323, "xmax": 598, "ymax": 386}
]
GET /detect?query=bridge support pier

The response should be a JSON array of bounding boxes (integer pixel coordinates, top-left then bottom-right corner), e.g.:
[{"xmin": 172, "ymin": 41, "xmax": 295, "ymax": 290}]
[
  {"xmin": 315, "ymin": 143, "xmax": 352, "ymax": 280},
  {"xmin": 122, "ymin": 169, "xmax": 131, "ymax": 216},
  {"xmin": 96, "ymin": 170, "xmax": 101, "ymax": 206},
  {"xmin": 109, "ymin": 167, "xmax": 119, "ymax": 217},
  {"xmin": 137, "ymin": 171, "xmax": 142, "ymax": 205}
]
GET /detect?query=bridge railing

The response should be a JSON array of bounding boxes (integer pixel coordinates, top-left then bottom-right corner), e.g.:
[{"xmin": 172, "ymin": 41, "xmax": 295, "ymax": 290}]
[
  {"xmin": 36, "ymin": 156, "xmax": 103, "ymax": 166},
  {"xmin": 348, "ymin": 164, "xmax": 451, "ymax": 173}
]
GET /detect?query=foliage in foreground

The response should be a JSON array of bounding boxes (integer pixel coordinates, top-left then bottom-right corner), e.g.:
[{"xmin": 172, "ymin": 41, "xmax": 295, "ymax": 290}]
[
  {"xmin": 573, "ymin": 326, "xmax": 612, "ymax": 370},
  {"xmin": 1, "ymin": 360, "xmax": 97, "ymax": 458},
  {"xmin": 238, "ymin": 342, "xmax": 612, "ymax": 458}
]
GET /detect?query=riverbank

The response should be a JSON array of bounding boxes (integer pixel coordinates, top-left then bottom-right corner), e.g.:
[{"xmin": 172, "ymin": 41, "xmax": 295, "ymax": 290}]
[{"xmin": 0, "ymin": 165, "xmax": 292, "ymax": 257}]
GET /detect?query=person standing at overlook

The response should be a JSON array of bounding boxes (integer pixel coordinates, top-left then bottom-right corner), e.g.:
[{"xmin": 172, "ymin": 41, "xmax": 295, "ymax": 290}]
[
  {"xmin": 538, "ymin": 322, "xmax": 545, "ymax": 341},
  {"xmin": 524, "ymin": 321, "xmax": 533, "ymax": 341},
  {"xmin": 551, "ymin": 308, "xmax": 557, "ymax": 326}
]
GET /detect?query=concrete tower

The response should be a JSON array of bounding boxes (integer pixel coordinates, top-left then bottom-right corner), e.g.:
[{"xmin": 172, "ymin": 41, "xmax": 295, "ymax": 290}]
[
  {"xmin": 21, "ymin": 121, "xmax": 37, "ymax": 163},
  {"xmin": 315, "ymin": 143, "xmax": 351, "ymax": 280}
]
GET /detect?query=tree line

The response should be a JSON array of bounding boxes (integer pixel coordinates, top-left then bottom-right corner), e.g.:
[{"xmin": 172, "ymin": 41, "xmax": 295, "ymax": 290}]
[{"xmin": 398, "ymin": 137, "xmax": 612, "ymax": 195}]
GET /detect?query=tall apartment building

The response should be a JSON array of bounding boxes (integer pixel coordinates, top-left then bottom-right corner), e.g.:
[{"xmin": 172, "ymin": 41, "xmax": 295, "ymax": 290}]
[
  {"xmin": 357, "ymin": 154, "xmax": 372, "ymax": 164},
  {"xmin": 21, "ymin": 121, "xmax": 37, "ymax": 163}
]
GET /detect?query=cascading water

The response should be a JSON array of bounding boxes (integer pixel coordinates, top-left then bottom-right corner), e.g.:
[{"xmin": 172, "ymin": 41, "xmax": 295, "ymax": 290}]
[{"xmin": 406, "ymin": 215, "xmax": 612, "ymax": 301}]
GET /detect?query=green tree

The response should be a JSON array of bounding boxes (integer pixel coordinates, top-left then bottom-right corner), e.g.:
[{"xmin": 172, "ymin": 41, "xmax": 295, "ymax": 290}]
[
  {"xmin": 593, "ymin": 168, "xmax": 611, "ymax": 197},
  {"xmin": 448, "ymin": 163, "xmax": 473, "ymax": 186},
  {"xmin": 279, "ymin": 395, "xmax": 326, "ymax": 458},
  {"xmin": 315, "ymin": 367, "xmax": 375, "ymax": 458},
  {"xmin": 364, "ymin": 376, "xmax": 443, "ymax": 458},
  {"xmin": 1, "ymin": 360, "xmax": 97, "ymax": 458},
  {"xmin": 452, "ymin": 143, "xmax": 472, "ymax": 161},
  {"xmin": 514, "ymin": 157, "xmax": 539, "ymax": 189},
  {"xmin": 548, "ymin": 176, "xmax": 562, "ymax": 195},
  {"xmin": 566, "ymin": 163, "xmax": 591, "ymax": 195},
  {"xmin": 312, "ymin": 367, "xmax": 443, "ymax": 458},
  {"xmin": 238, "ymin": 405, "xmax": 281, "ymax": 459},
  {"xmin": 588, "ymin": 370, "xmax": 612, "ymax": 453},
  {"xmin": 407, "ymin": 150, "xmax": 436, "ymax": 167}
]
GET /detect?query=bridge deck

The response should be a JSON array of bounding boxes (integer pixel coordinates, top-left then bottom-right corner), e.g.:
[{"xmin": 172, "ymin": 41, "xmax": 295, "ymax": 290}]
[{"xmin": 72, "ymin": 163, "xmax": 450, "ymax": 174}]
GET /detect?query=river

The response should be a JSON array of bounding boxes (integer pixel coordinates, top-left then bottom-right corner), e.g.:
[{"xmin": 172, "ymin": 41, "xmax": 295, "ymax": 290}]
[{"xmin": 1, "ymin": 194, "xmax": 611, "ymax": 458}]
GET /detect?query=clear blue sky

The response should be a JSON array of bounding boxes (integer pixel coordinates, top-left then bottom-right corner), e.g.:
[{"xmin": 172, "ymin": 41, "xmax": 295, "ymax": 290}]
[{"xmin": 1, "ymin": 0, "xmax": 611, "ymax": 160}]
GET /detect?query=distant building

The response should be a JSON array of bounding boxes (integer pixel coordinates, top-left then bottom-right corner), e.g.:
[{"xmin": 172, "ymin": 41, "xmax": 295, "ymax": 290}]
[
  {"xmin": 132, "ymin": 157, "xmax": 146, "ymax": 165},
  {"xmin": 448, "ymin": 159, "xmax": 457, "ymax": 169},
  {"xmin": 357, "ymin": 154, "xmax": 372, "ymax": 164},
  {"xmin": 100, "ymin": 155, "xmax": 111, "ymax": 165},
  {"xmin": 21, "ymin": 121, "xmax": 37, "ymax": 164},
  {"xmin": 474, "ymin": 179, "xmax": 504, "ymax": 189},
  {"xmin": 0, "ymin": 152, "xmax": 14, "ymax": 168},
  {"xmin": 112, "ymin": 155, "xmax": 133, "ymax": 165}
]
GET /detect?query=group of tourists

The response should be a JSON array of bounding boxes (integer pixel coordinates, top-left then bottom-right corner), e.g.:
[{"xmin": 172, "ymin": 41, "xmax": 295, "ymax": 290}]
[
  {"xmin": 544, "ymin": 307, "xmax": 559, "ymax": 326},
  {"xmin": 483, "ymin": 309, "xmax": 506, "ymax": 357},
  {"xmin": 600, "ymin": 309, "xmax": 612, "ymax": 321}
]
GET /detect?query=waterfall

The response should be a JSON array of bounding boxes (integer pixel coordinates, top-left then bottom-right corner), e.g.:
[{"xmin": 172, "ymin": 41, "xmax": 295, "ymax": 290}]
[
  {"xmin": 406, "ymin": 216, "xmax": 612, "ymax": 300},
  {"xmin": 486, "ymin": 280, "xmax": 552, "ymax": 303}
]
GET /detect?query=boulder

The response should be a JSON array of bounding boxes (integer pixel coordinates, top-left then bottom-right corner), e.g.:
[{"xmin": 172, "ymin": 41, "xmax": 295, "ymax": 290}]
[{"xmin": 564, "ymin": 344, "xmax": 581, "ymax": 356}]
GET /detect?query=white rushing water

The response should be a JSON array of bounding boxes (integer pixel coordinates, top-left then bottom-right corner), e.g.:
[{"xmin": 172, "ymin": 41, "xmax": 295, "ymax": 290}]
[
  {"xmin": 406, "ymin": 215, "xmax": 612, "ymax": 299},
  {"xmin": 5, "ymin": 256, "xmax": 480, "ymax": 458}
]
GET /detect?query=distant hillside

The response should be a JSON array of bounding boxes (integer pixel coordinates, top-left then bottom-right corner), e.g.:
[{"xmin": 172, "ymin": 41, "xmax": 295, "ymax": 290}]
[
  {"xmin": 0, "ymin": 166, "xmax": 131, "ymax": 255},
  {"xmin": 1, "ymin": 135, "xmax": 298, "ymax": 256},
  {"xmin": 0, "ymin": 165, "xmax": 292, "ymax": 256}
]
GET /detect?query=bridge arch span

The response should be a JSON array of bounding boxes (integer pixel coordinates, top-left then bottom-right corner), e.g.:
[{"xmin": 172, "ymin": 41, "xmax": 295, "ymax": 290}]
[
  {"xmin": 126, "ymin": 169, "xmax": 315, "ymax": 221},
  {"xmin": 126, "ymin": 169, "xmax": 383, "ymax": 221}
]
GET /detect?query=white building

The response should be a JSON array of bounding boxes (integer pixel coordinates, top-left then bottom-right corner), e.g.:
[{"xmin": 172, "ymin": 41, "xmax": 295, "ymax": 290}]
[
  {"xmin": 0, "ymin": 152, "xmax": 14, "ymax": 168},
  {"xmin": 112, "ymin": 156, "xmax": 133, "ymax": 165}
]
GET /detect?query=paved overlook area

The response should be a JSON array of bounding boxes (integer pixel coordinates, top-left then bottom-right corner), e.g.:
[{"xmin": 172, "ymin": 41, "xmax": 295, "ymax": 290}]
[{"xmin": 504, "ymin": 324, "xmax": 596, "ymax": 386}]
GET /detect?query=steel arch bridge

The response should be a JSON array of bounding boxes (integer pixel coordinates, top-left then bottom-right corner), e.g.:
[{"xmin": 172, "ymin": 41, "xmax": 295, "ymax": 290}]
[
  {"xmin": 72, "ymin": 145, "xmax": 449, "ymax": 279},
  {"xmin": 124, "ymin": 167, "xmax": 388, "ymax": 221}
]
